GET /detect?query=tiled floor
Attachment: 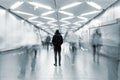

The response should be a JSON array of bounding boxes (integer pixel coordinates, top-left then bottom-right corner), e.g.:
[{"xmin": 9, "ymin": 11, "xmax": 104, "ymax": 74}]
[{"xmin": 0, "ymin": 45, "xmax": 119, "ymax": 80}]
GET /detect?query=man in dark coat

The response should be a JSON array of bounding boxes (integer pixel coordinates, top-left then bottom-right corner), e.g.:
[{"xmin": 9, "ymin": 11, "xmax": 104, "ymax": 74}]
[{"xmin": 52, "ymin": 30, "xmax": 63, "ymax": 66}]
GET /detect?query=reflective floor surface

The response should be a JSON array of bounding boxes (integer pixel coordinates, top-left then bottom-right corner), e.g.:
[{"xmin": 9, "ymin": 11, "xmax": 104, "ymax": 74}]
[{"xmin": 0, "ymin": 46, "xmax": 119, "ymax": 80}]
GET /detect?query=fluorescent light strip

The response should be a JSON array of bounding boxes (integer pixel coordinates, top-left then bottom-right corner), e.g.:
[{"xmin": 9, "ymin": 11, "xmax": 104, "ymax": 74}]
[
  {"xmin": 37, "ymin": 23, "xmax": 44, "ymax": 26},
  {"xmin": 59, "ymin": 11, "xmax": 74, "ymax": 16},
  {"xmin": 60, "ymin": 17, "xmax": 74, "ymax": 21},
  {"xmin": 60, "ymin": 2, "xmax": 82, "ymax": 10},
  {"xmin": 77, "ymin": 16, "xmax": 88, "ymax": 20},
  {"xmin": 41, "ymin": 11, "xmax": 55, "ymax": 16},
  {"xmin": 41, "ymin": 17, "xmax": 56, "ymax": 20},
  {"xmin": 74, "ymin": 21, "xmax": 84, "ymax": 24},
  {"xmin": 47, "ymin": 22, "xmax": 57, "ymax": 25},
  {"xmin": 13, "ymin": 11, "xmax": 34, "ymax": 16},
  {"xmin": 48, "ymin": 23, "xmax": 58, "ymax": 26},
  {"xmin": 60, "ymin": 20, "xmax": 71, "ymax": 24},
  {"xmin": 30, "ymin": 20, "xmax": 44, "ymax": 24},
  {"xmin": 10, "ymin": 1, "xmax": 24, "ymax": 9},
  {"xmin": 87, "ymin": 1, "xmax": 102, "ymax": 10},
  {"xmin": 77, "ymin": 16, "xmax": 88, "ymax": 22},
  {"xmin": 28, "ymin": 2, "xmax": 52, "ymax": 10},
  {"xmin": 47, "ymin": 20, "xmax": 57, "ymax": 24},
  {"xmin": 28, "ymin": 16, "xmax": 39, "ymax": 21},
  {"xmin": 47, "ymin": 20, "xmax": 57, "ymax": 23},
  {"xmin": 81, "ymin": 11, "xmax": 101, "ymax": 16},
  {"xmin": 60, "ymin": 25, "xmax": 68, "ymax": 27},
  {"xmin": 60, "ymin": 23, "xmax": 71, "ymax": 26},
  {"xmin": 73, "ymin": 22, "xmax": 82, "ymax": 26},
  {"xmin": 50, "ymin": 26, "xmax": 57, "ymax": 28}
]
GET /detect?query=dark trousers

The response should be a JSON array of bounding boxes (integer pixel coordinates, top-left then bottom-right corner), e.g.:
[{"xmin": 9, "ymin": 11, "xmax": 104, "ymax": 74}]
[
  {"xmin": 54, "ymin": 46, "xmax": 61, "ymax": 65},
  {"xmin": 72, "ymin": 46, "xmax": 77, "ymax": 64},
  {"xmin": 46, "ymin": 42, "xmax": 50, "ymax": 51},
  {"xmin": 92, "ymin": 45, "xmax": 101, "ymax": 62}
]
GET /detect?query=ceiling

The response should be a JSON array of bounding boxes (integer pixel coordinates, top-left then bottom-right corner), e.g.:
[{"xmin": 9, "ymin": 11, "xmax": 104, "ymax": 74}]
[{"xmin": 0, "ymin": 0, "xmax": 117, "ymax": 35}]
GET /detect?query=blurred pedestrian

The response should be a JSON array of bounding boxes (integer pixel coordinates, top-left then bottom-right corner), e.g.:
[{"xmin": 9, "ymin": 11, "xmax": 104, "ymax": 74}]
[
  {"xmin": 46, "ymin": 34, "xmax": 51, "ymax": 52},
  {"xmin": 91, "ymin": 29, "xmax": 103, "ymax": 63}
]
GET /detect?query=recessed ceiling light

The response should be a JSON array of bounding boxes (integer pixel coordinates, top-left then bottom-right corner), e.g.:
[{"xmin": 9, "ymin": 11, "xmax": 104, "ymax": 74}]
[
  {"xmin": 28, "ymin": 16, "xmax": 39, "ymax": 21},
  {"xmin": 60, "ymin": 17, "xmax": 74, "ymax": 21},
  {"xmin": 41, "ymin": 11, "xmax": 55, "ymax": 16},
  {"xmin": 47, "ymin": 20, "xmax": 57, "ymax": 24},
  {"xmin": 30, "ymin": 20, "xmax": 44, "ymax": 24},
  {"xmin": 60, "ymin": 23, "xmax": 71, "ymax": 26},
  {"xmin": 41, "ymin": 17, "xmax": 56, "ymax": 20},
  {"xmin": 60, "ymin": 25, "xmax": 69, "ymax": 27},
  {"xmin": 58, "ymin": 11, "xmax": 74, "ymax": 16},
  {"xmin": 60, "ymin": 20, "xmax": 71, "ymax": 24},
  {"xmin": 47, "ymin": 23, "xmax": 58, "ymax": 26},
  {"xmin": 13, "ymin": 11, "xmax": 34, "ymax": 16},
  {"xmin": 10, "ymin": 1, "xmax": 24, "ymax": 9},
  {"xmin": 81, "ymin": 11, "xmax": 101, "ymax": 16},
  {"xmin": 60, "ymin": 2, "xmax": 82, "ymax": 10},
  {"xmin": 37, "ymin": 23, "xmax": 44, "ymax": 26},
  {"xmin": 28, "ymin": 2, "xmax": 52, "ymax": 10},
  {"xmin": 77, "ymin": 16, "xmax": 88, "ymax": 22},
  {"xmin": 87, "ymin": 1, "xmax": 102, "ymax": 10},
  {"xmin": 48, "ymin": 20, "xmax": 57, "ymax": 23},
  {"xmin": 73, "ymin": 22, "xmax": 82, "ymax": 26}
]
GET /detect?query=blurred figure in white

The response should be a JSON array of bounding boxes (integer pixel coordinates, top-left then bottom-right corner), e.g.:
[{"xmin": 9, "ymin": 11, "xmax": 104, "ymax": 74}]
[
  {"xmin": 91, "ymin": 28, "xmax": 103, "ymax": 63},
  {"xmin": 62, "ymin": 41, "xmax": 71, "ymax": 64},
  {"xmin": 67, "ymin": 32, "xmax": 79, "ymax": 65},
  {"xmin": 62, "ymin": 42, "xmax": 70, "ymax": 54}
]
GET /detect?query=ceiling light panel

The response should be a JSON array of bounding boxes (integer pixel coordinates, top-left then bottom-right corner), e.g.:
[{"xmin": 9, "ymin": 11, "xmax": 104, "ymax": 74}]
[
  {"xmin": 41, "ymin": 11, "xmax": 55, "ymax": 16},
  {"xmin": 41, "ymin": 17, "xmax": 56, "ymax": 21},
  {"xmin": 30, "ymin": 20, "xmax": 44, "ymax": 24},
  {"xmin": 60, "ymin": 16, "xmax": 74, "ymax": 21},
  {"xmin": 28, "ymin": 16, "xmax": 39, "ymax": 21},
  {"xmin": 60, "ymin": 23, "xmax": 71, "ymax": 26},
  {"xmin": 81, "ymin": 11, "xmax": 101, "ymax": 16},
  {"xmin": 47, "ymin": 23, "xmax": 58, "ymax": 26},
  {"xmin": 37, "ymin": 23, "xmax": 44, "ymax": 26},
  {"xmin": 50, "ymin": 26, "xmax": 57, "ymax": 28},
  {"xmin": 60, "ymin": 20, "xmax": 71, "ymax": 24},
  {"xmin": 77, "ymin": 16, "xmax": 88, "ymax": 22},
  {"xmin": 13, "ymin": 11, "xmax": 34, "ymax": 16},
  {"xmin": 73, "ymin": 22, "xmax": 82, "ymax": 26},
  {"xmin": 47, "ymin": 20, "xmax": 57, "ymax": 24},
  {"xmin": 58, "ymin": 11, "xmax": 74, "ymax": 16},
  {"xmin": 10, "ymin": 1, "xmax": 24, "ymax": 10},
  {"xmin": 60, "ymin": 2, "xmax": 82, "ymax": 10},
  {"xmin": 87, "ymin": 1, "xmax": 102, "ymax": 10},
  {"xmin": 77, "ymin": 16, "xmax": 88, "ymax": 20},
  {"xmin": 28, "ymin": 2, "xmax": 52, "ymax": 10},
  {"xmin": 60, "ymin": 25, "xmax": 69, "ymax": 27}
]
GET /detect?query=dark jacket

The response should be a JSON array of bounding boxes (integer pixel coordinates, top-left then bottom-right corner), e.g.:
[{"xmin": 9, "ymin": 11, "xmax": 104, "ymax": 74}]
[
  {"xmin": 52, "ymin": 32, "xmax": 63, "ymax": 47},
  {"xmin": 46, "ymin": 36, "xmax": 51, "ymax": 43}
]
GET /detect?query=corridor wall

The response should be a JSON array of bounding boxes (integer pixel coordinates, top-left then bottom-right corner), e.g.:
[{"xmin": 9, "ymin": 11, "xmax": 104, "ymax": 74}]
[
  {"xmin": 0, "ymin": 8, "xmax": 39, "ymax": 51},
  {"xmin": 75, "ymin": 0, "xmax": 120, "ymax": 57},
  {"xmin": 89, "ymin": 20, "xmax": 120, "ymax": 58},
  {"xmin": 75, "ymin": 0, "xmax": 120, "ymax": 80}
]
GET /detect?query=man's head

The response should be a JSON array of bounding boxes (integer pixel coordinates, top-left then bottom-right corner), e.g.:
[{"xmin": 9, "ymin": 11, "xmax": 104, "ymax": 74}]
[{"xmin": 55, "ymin": 30, "xmax": 60, "ymax": 34}]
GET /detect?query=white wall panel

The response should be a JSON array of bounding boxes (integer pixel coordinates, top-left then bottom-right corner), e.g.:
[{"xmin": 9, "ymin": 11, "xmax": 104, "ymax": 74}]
[{"xmin": 0, "ymin": 8, "xmax": 38, "ymax": 51}]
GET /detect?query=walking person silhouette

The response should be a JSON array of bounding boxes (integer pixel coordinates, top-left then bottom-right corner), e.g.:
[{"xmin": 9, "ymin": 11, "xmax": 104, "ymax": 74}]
[
  {"xmin": 46, "ymin": 34, "xmax": 51, "ymax": 52},
  {"xmin": 91, "ymin": 29, "xmax": 103, "ymax": 63},
  {"xmin": 52, "ymin": 30, "xmax": 63, "ymax": 66}
]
